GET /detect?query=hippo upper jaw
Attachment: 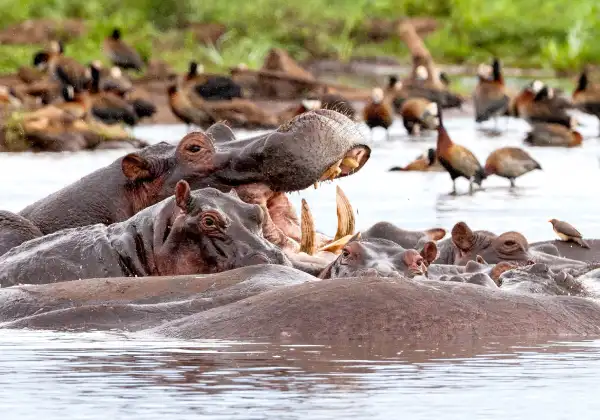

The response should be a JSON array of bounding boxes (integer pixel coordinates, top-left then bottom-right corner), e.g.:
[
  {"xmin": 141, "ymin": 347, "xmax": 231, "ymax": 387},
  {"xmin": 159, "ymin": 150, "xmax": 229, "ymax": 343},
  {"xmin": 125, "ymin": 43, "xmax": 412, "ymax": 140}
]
[{"xmin": 214, "ymin": 109, "xmax": 371, "ymax": 193}]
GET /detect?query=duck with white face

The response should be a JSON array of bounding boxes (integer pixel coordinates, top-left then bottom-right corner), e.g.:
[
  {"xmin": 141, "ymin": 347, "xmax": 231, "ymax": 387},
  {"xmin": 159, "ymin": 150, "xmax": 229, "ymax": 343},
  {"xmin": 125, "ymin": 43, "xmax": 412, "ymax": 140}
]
[{"xmin": 363, "ymin": 87, "xmax": 394, "ymax": 141}]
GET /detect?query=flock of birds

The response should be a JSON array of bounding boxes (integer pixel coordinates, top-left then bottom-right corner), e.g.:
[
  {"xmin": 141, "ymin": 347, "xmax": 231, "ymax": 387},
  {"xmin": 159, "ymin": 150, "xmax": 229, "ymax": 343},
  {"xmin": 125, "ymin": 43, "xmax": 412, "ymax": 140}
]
[
  {"xmin": 357, "ymin": 58, "xmax": 600, "ymax": 194},
  {"xmin": 0, "ymin": 28, "xmax": 599, "ymax": 194}
]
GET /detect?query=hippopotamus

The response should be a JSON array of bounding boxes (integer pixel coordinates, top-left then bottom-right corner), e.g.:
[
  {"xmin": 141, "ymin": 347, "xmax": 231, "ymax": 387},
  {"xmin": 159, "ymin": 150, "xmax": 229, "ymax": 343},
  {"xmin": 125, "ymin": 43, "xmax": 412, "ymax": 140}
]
[
  {"xmin": 361, "ymin": 221, "xmax": 446, "ymax": 250},
  {"xmin": 153, "ymin": 274, "xmax": 600, "ymax": 343},
  {"xmin": 0, "ymin": 211, "xmax": 42, "ymax": 256},
  {"xmin": 0, "ymin": 265, "xmax": 316, "ymax": 330},
  {"xmin": 499, "ymin": 262, "xmax": 593, "ymax": 296},
  {"xmin": 0, "ymin": 181, "xmax": 288, "ymax": 287},
  {"xmin": 0, "ymin": 109, "xmax": 370, "ymax": 255},
  {"xmin": 318, "ymin": 237, "xmax": 438, "ymax": 279},
  {"xmin": 530, "ymin": 239, "xmax": 600, "ymax": 262},
  {"xmin": 434, "ymin": 221, "xmax": 586, "ymax": 269},
  {"xmin": 427, "ymin": 259, "xmax": 513, "ymax": 288},
  {"xmin": 3, "ymin": 265, "xmax": 600, "ymax": 346}
]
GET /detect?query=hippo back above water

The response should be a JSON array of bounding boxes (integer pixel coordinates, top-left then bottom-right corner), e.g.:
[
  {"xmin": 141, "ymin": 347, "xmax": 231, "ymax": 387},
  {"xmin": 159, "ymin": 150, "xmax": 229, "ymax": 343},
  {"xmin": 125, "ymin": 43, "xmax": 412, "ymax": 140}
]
[{"xmin": 0, "ymin": 181, "xmax": 289, "ymax": 287}]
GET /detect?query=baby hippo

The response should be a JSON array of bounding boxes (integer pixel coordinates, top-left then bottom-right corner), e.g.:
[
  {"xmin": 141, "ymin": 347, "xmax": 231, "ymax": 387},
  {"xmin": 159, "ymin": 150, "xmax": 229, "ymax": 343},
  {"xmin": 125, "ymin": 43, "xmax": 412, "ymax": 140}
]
[
  {"xmin": 319, "ymin": 237, "xmax": 438, "ymax": 279},
  {"xmin": 0, "ymin": 181, "xmax": 289, "ymax": 287}
]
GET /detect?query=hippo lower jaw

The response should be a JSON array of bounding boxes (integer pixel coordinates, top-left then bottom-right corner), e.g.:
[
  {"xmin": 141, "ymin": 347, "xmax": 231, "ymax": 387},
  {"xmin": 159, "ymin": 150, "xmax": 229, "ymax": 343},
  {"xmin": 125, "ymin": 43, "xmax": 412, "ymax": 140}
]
[{"xmin": 235, "ymin": 183, "xmax": 356, "ymax": 255}]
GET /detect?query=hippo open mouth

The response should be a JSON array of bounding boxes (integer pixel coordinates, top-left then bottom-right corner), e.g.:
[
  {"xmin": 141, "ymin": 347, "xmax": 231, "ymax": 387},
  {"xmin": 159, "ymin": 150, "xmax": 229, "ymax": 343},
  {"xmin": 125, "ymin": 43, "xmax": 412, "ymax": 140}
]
[
  {"xmin": 217, "ymin": 109, "xmax": 370, "ymax": 253},
  {"xmin": 7, "ymin": 109, "xmax": 369, "ymax": 258}
]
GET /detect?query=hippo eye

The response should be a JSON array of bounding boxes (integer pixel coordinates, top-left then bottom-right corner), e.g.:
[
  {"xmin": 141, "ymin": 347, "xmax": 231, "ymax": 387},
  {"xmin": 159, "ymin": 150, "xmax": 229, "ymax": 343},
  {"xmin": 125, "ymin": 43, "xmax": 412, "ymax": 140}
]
[
  {"xmin": 341, "ymin": 249, "xmax": 350, "ymax": 259},
  {"xmin": 200, "ymin": 212, "xmax": 221, "ymax": 231},
  {"xmin": 505, "ymin": 241, "xmax": 516, "ymax": 246},
  {"xmin": 187, "ymin": 144, "xmax": 202, "ymax": 153}
]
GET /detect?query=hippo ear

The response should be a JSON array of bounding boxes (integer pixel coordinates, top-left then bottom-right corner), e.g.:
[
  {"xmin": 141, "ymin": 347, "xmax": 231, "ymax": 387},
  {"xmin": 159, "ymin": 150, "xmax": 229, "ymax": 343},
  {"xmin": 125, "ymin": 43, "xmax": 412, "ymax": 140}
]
[
  {"xmin": 206, "ymin": 122, "xmax": 236, "ymax": 144},
  {"xmin": 175, "ymin": 180, "xmax": 192, "ymax": 213},
  {"xmin": 451, "ymin": 221, "xmax": 474, "ymax": 251},
  {"xmin": 476, "ymin": 255, "xmax": 487, "ymax": 264},
  {"xmin": 228, "ymin": 188, "xmax": 240, "ymax": 199},
  {"xmin": 425, "ymin": 228, "xmax": 446, "ymax": 241},
  {"xmin": 122, "ymin": 153, "xmax": 154, "ymax": 182},
  {"xmin": 420, "ymin": 241, "xmax": 438, "ymax": 265}
]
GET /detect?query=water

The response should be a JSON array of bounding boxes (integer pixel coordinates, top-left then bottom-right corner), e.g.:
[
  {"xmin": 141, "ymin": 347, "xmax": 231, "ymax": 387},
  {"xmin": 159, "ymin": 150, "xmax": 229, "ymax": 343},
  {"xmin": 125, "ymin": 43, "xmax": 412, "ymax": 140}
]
[
  {"xmin": 2, "ymin": 330, "xmax": 600, "ymax": 419},
  {"xmin": 1, "ymin": 116, "xmax": 600, "ymax": 418}
]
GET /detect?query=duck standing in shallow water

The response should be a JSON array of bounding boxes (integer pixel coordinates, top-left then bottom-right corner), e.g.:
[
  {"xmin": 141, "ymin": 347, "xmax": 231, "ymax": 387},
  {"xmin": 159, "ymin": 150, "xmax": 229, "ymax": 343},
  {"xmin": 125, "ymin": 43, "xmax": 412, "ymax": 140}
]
[
  {"xmin": 363, "ymin": 87, "xmax": 393, "ymax": 141},
  {"xmin": 399, "ymin": 98, "xmax": 439, "ymax": 135},
  {"xmin": 435, "ymin": 104, "xmax": 485, "ymax": 194},
  {"xmin": 572, "ymin": 70, "xmax": 600, "ymax": 135},
  {"xmin": 512, "ymin": 80, "xmax": 573, "ymax": 127},
  {"xmin": 483, "ymin": 147, "xmax": 541, "ymax": 187},
  {"xmin": 473, "ymin": 58, "xmax": 510, "ymax": 129}
]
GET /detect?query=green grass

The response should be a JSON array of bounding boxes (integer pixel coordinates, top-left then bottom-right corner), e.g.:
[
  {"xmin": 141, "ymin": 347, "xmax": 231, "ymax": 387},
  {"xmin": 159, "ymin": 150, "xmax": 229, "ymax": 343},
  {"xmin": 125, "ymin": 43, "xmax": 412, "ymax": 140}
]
[{"xmin": 0, "ymin": 0, "xmax": 598, "ymax": 75}]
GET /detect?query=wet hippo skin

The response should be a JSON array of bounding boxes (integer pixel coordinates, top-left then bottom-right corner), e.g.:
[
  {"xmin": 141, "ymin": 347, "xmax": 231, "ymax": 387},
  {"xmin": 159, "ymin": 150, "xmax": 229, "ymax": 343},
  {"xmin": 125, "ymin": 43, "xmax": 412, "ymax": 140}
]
[
  {"xmin": 155, "ymin": 277, "xmax": 600, "ymax": 344},
  {"xmin": 0, "ymin": 265, "xmax": 316, "ymax": 330},
  {"xmin": 0, "ymin": 182, "xmax": 288, "ymax": 287}
]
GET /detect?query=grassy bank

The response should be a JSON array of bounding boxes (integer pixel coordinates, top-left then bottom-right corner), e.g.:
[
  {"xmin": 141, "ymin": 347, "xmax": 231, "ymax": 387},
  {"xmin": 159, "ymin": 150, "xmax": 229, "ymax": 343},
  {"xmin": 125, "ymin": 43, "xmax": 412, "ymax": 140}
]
[{"xmin": 0, "ymin": 0, "xmax": 598, "ymax": 75}]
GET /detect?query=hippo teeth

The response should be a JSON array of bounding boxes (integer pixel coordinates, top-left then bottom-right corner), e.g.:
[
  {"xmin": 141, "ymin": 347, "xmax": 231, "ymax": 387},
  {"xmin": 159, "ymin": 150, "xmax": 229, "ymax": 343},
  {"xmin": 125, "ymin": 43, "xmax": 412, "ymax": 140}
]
[
  {"xmin": 299, "ymin": 187, "xmax": 357, "ymax": 255},
  {"xmin": 334, "ymin": 185, "xmax": 355, "ymax": 241},
  {"xmin": 300, "ymin": 198, "xmax": 317, "ymax": 255},
  {"xmin": 320, "ymin": 159, "xmax": 342, "ymax": 181},
  {"xmin": 342, "ymin": 157, "xmax": 360, "ymax": 170}
]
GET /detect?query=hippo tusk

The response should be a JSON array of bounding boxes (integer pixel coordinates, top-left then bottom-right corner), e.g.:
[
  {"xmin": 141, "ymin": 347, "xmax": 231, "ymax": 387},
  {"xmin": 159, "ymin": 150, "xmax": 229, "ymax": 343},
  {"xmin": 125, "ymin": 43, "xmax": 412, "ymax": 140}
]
[
  {"xmin": 342, "ymin": 157, "xmax": 360, "ymax": 169},
  {"xmin": 300, "ymin": 199, "xmax": 317, "ymax": 255},
  {"xmin": 334, "ymin": 185, "xmax": 355, "ymax": 241},
  {"xmin": 320, "ymin": 159, "xmax": 343, "ymax": 181},
  {"xmin": 318, "ymin": 233, "xmax": 358, "ymax": 253}
]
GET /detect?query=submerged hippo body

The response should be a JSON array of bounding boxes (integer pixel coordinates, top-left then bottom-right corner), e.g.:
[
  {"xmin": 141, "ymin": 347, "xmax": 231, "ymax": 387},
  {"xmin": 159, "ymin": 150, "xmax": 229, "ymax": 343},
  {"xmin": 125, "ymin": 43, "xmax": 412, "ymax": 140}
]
[
  {"xmin": 361, "ymin": 221, "xmax": 446, "ymax": 250},
  {"xmin": 435, "ymin": 221, "xmax": 586, "ymax": 270},
  {"xmin": 0, "ymin": 211, "xmax": 43, "ymax": 256},
  {"xmin": 2, "ymin": 110, "xmax": 370, "ymax": 255},
  {"xmin": 0, "ymin": 182, "xmax": 288, "ymax": 287},
  {"xmin": 531, "ymin": 239, "xmax": 600, "ymax": 263},
  {"xmin": 155, "ymin": 276, "xmax": 600, "ymax": 343},
  {"xmin": 2, "ymin": 265, "xmax": 600, "ymax": 345},
  {"xmin": 0, "ymin": 265, "xmax": 316, "ymax": 330}
]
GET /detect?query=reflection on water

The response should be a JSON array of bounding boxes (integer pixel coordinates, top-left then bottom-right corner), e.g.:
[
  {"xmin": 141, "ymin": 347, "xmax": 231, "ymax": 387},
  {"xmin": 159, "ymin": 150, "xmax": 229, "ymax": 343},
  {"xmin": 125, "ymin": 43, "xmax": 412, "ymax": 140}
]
[
  {"xmin": 1, "ymin": 330, "xmax": 600, "ymax": 419},
  {"xmin": 2, "ymin": 117, "xmax": 600, "ymax": 418}
]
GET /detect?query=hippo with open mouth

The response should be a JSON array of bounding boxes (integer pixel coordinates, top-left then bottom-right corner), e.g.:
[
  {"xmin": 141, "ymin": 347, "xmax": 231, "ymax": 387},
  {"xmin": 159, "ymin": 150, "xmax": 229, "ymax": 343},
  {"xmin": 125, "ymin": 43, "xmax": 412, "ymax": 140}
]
[
  {"xmin": 0, "ymin": 109, "xmax": 370, "ymax": 256},
  {"xmin": 0, "ymin": 181, "xmax": 288, "ymax": 287}
]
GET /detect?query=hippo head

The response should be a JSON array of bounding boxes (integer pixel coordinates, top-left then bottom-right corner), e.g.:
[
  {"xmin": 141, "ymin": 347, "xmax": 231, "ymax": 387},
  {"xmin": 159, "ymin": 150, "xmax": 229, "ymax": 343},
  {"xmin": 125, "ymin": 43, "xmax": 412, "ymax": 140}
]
[
  {"xmin": 154, "ymin": 181, "xmax": 290, "ymax": 275},
  {"xmin": 120, "ymin": 109, "xmax": 370, "ymax": 251},
  {"xmin": 319, "ymin": 237, "xmax": 438, "ymax": 279},
  {"xmin": 451, "ymin": 221, "xmax": 530, "ymax": 265}
]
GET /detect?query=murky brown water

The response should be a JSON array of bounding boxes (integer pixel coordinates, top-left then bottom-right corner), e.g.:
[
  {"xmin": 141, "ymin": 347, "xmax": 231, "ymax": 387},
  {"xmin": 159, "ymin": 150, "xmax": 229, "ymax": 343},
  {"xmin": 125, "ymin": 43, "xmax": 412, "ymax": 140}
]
[{"xmin": 1, "ymin": 114, "xmax": 600, "ymax": 418}]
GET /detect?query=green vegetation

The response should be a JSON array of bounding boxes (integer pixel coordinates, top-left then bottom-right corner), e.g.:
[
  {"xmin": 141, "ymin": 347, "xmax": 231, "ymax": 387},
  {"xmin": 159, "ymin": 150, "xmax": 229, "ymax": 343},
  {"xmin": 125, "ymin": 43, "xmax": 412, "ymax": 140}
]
[{"xmin": 0, "ymin": 0, "xmax": 598, "ymax": 75}]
